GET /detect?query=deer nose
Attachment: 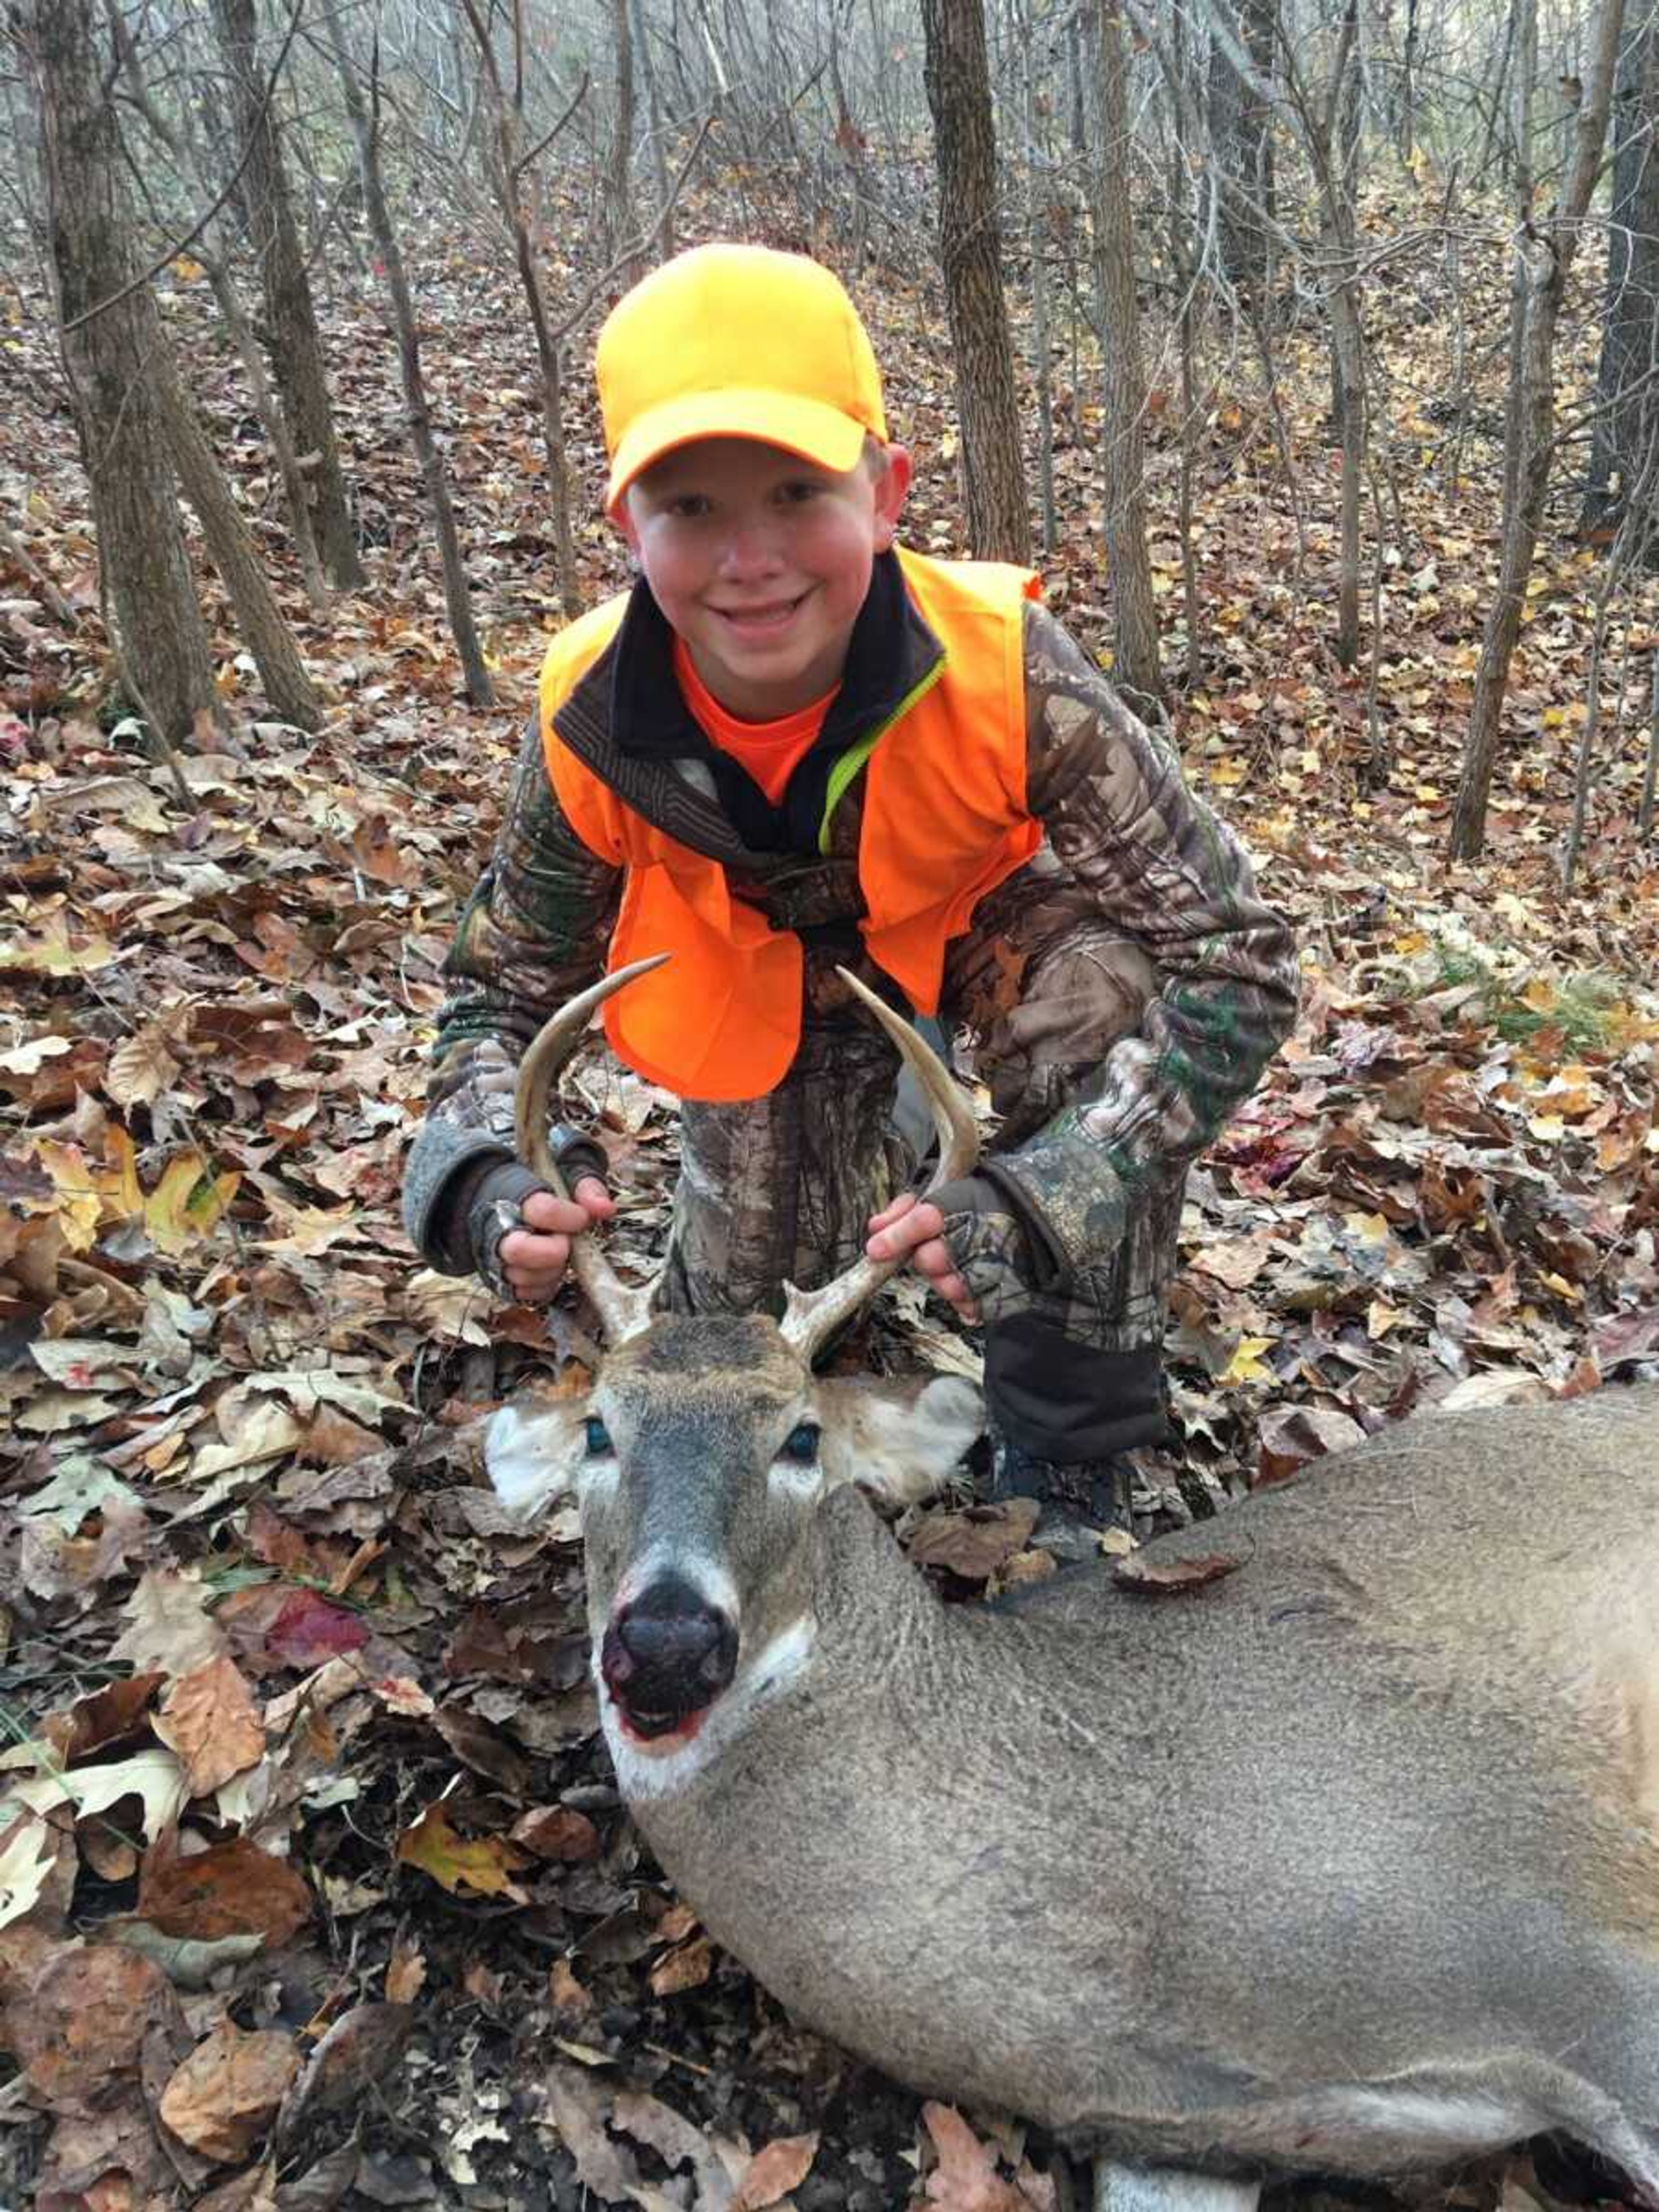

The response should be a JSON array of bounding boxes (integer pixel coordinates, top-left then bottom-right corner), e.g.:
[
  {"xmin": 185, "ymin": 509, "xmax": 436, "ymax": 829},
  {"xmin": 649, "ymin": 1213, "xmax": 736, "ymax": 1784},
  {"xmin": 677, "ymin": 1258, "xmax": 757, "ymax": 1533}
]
[{"xmin": 604, "ymin": 1575, "xmax": 738, "ymax": 1721}]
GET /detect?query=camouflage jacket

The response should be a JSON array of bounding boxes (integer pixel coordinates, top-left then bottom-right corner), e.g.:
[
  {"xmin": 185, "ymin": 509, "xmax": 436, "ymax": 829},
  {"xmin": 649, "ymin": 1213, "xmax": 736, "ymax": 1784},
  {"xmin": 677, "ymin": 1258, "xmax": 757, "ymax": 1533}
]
[{"xmin": 402, "ymin": 551, "xmax": 1298, "ymax": 1312}]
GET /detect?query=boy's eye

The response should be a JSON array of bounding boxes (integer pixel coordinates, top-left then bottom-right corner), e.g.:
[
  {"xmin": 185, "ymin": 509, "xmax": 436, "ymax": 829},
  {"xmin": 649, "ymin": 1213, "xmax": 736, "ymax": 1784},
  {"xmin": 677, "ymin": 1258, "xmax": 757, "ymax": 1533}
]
[
  {"xmin": 666, "ymin": 493, "xmax": 711, "ymax": 519},
  {"xmin": 781, "ymin": 1423, "xmax": 820, "ymax": 1463},
  {"xmin": 585, "ymin": 1416, "xmax": 612, "ymax": 1456}
]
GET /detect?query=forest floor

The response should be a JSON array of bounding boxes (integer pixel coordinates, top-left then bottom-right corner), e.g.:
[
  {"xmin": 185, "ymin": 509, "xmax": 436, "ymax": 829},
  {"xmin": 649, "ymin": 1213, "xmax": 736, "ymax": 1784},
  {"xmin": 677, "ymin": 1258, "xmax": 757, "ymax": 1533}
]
[{"xmin": 0, "ymin": 174, "xmax": 1656, "ymax": 2212}]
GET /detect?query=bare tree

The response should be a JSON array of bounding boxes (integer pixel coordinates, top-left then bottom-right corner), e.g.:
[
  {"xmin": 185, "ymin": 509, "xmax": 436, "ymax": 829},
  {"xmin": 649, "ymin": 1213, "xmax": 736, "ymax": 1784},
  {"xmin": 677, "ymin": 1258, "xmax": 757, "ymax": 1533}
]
[
  {"xmin": 1091, "ymin": 0, "xmax": 1161, "ymax": 708},
  {"xmin": 21, "ymin": 0, "xmax": 220, "ymax": 749},
  {"xmin": 919, "ymin": 0, "xmax": 1032, "ymax": 563},
  {"xmin": 324, "ymin": 8, "xmax": 494, "ymax": 709},
  {"xmin": 1451, "ymin": 0, "xmax": 1626, "ymax": 858},
  {"xmin": 1583, "ymin": 2, "xmax": 1659, "ymax": 542},
  {"xmin": 210, "ymin": 0, "xmax": 363, "ymax": 590},
  {"xmin": 1208, "ymin": 0, "xmax": 1275, "ymax": 296}
]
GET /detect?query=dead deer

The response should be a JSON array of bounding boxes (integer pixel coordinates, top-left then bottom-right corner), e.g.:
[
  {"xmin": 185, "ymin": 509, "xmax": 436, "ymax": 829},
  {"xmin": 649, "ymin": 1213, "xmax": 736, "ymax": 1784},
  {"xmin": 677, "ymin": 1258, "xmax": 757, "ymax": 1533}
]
[{"xmin": 488, "ymin": 958, "xmax": 1659, "ymax": 2212}]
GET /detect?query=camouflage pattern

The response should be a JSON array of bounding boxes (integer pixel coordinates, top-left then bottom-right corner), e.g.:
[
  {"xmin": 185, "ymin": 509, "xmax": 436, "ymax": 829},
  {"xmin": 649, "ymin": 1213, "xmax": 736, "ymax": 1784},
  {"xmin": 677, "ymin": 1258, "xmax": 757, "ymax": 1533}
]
[{"xmin": 410, "ymin": 578, "xmax": 1299, "ymax": 1377}]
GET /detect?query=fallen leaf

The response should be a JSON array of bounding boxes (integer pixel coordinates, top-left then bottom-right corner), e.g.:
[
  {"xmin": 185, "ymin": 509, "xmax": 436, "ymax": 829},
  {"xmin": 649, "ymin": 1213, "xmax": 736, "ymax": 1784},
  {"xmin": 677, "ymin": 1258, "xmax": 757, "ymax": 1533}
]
[
  {"xmin": 395, "ymin": 1802, "xmax": 530, "ymax": 1897},
  {"xmin": 385, "ymin": 1939, "xmax": 426, "ymax": 2004},
  {"xmin": 10, "ymin": 1940, "xmax": 181, "ymax": 2111},
  {"xmin": 922, "ymin": 2102, "xmax": 1039, "ymax": 2212},
  {"xmin": 1254, "ymin": 1405, "xmax": 1366, "ymax": 1487},
  {"xmin": 1, "ymin": 1742, "xmax": 188, "ymax": 1844},
  {"xmin": 159, "ymin": 2018, "xmax": 299, "ymax": 2162},
  {"xmin": 1112, "ymin": 1551, "xmax": 1242, "ymax": 1595},
  {"xmin": 733, "ymin": 2132, "xmax": 820, "ymax": 2211},
  {"xmin": 909, "ymin": 1498, "xmax": 1039, "ymax": 1579},
  {"xmin": 139, "ymin": 1836, "xmax": 312, "ymax": 1945},
  {"xmin": 154, "ymin": 1656, "xmax": 265, "ymax": 1796},
  {"xmin": 648, "ymin": 1936, "xmax": 714, "ymax": 1996},
  {"xmin": 511, "ymin": 1804, "xmax": 601, "ymax": 1862},
  {"xmin": 110, "ymin": 1569, "xmax": 231, "ymax": 1676}
]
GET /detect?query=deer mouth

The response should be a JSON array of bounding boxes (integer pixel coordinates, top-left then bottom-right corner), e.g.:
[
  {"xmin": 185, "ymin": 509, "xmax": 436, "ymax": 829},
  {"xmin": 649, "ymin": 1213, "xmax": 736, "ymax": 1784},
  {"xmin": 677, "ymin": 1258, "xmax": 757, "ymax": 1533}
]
[{"xmin": 599, "ymin": 1621, "xmax": 731, "ymax": 1745}]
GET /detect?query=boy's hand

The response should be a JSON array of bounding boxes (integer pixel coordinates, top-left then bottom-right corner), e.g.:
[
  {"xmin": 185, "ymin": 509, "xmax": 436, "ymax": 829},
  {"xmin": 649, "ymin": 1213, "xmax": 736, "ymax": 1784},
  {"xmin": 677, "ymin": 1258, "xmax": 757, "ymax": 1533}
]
[
  {"xmin": 865, "ymin": 1192, "xmax": 980, "ymax": 1323},
  {"xmin": 498, "ymin": 1177, "xmax": 615, "ymax": 1304}
]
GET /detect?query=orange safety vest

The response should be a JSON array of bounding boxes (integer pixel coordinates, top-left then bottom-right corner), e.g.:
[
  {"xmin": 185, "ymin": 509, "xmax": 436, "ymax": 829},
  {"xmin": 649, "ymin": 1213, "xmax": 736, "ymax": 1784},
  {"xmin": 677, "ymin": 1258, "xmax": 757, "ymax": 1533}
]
[{"xmin": 538, "ymin": 547, "xmax": 1042, "ymax": 1101}]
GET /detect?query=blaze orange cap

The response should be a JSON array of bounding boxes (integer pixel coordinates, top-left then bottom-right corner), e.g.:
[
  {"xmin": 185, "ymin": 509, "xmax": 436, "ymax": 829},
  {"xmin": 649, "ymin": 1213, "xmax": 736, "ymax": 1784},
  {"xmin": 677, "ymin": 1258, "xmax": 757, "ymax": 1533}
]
[{"xmin": 597, "ymin": 243, "xmax": 887, "ymax": 511}]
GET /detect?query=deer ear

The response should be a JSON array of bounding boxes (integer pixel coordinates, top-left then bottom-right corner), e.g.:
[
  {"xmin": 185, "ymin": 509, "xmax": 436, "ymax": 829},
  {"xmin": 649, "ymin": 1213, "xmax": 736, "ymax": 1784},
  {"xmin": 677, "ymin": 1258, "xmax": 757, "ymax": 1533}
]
[
  {"xmin": 815, "ymin": 1373, "xmax": 984, "ymax": 1507},
  {"xmin": 486, "ymin": 1397, "xmax": 588, "ymax": 1524}
]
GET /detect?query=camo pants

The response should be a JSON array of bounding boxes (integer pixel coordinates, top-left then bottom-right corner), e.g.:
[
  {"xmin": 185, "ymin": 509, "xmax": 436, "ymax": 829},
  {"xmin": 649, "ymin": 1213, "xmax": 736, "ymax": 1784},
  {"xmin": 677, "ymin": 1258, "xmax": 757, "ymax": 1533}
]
[{"xmin": 654, "ymin": 869, "xmax": 1181, "ymax": 1459}]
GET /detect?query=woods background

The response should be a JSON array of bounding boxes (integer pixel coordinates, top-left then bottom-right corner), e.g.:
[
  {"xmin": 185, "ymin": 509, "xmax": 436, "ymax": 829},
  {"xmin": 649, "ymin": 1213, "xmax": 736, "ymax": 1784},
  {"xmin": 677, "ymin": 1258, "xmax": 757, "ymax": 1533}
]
[{"xmin": 1, "ymin": 1, "xmax": 1658, "ymax": 2208}]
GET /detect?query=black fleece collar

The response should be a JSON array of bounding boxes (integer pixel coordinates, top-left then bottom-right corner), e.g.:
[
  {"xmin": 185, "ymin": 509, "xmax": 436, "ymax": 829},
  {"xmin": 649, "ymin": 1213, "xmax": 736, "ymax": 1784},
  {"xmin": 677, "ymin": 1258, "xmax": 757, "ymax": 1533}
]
[{"xmin": 592, "ymin": 550, "xmax": 941, "ymax": 855}]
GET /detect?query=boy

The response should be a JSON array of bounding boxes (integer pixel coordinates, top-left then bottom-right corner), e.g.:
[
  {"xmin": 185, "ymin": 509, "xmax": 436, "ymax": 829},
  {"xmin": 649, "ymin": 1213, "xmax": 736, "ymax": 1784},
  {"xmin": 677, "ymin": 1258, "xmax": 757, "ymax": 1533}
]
[{"xmin": 403, "ymin": 243, "xmax": 1297, "ymax": 1541}]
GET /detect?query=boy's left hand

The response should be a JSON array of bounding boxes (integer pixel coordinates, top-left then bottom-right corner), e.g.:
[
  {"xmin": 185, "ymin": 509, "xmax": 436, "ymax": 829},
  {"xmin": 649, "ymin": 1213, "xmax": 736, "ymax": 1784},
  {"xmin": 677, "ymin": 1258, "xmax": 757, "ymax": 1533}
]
[{"xmin": 866, "ymin": 1192, "xmax": 980, "ymax": 1323}]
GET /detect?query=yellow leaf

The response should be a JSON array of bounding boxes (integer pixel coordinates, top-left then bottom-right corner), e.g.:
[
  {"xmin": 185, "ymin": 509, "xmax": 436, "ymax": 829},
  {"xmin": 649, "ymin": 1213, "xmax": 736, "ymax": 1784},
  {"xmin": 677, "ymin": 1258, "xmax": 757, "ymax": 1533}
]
[
  {"xmin": 395, "ymin": 1803, "xmax": 529, "ymax": 1897},
  {"xmin": 145, "ymin": 1153, "xmax": 239, "ymax": 1255},
  {"xmin": 1528, "ymin": 1114, "xmax": 1566, "ymax": 1143},
  {"xmin": 171, "ymin": 255, "xmax": 206, "ymax": 282},
  {"xmin": 1220, "ymin": 1335, "xmax": 1275, "ymax": 1386}
]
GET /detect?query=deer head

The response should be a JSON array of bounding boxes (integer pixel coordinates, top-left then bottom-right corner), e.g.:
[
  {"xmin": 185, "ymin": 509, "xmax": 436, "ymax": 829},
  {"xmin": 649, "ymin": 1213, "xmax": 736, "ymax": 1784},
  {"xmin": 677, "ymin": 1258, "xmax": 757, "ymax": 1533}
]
[{"xmin": 486, "ymin": 958, "xmax": 985, "ymax": 1752}]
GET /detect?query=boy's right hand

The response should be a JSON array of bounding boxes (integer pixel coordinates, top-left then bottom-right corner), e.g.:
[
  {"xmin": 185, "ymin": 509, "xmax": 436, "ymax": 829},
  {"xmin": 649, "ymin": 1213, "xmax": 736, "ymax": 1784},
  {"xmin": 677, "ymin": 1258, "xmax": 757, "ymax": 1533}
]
[{"xmin": 496, "ymin": 1177, "xmax": 616, "ymax": 1303}]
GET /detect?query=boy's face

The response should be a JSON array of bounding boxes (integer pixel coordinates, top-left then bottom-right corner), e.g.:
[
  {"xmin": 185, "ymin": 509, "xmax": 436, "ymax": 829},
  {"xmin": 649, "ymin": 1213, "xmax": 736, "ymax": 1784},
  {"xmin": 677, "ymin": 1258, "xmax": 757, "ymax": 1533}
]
[{"xmin": 619, "ymin": 437, "xmax": 911, "ymax": 720}]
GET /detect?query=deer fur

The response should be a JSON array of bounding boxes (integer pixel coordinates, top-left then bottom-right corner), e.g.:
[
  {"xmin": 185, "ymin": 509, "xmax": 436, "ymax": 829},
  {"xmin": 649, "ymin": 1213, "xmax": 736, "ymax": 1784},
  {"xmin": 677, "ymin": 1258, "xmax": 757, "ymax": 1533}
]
[{"xmin": 492, "ymin": 1360, "xmax": 1659, "ymax": 2202}]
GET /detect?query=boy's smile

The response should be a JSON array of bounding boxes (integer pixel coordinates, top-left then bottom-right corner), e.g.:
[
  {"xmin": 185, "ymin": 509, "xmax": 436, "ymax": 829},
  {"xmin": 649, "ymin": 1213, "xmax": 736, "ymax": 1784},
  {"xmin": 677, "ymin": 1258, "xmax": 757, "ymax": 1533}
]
[{"xmin": 620, "ymin": 437, "xmax": 911, "ymax": 721}]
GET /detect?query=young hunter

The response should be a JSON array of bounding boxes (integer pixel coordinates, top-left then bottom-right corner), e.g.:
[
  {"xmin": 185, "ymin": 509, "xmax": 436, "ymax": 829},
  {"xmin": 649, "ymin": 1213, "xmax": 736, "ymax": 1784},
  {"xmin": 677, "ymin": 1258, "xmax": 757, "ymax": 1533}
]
[{"xmin": 402, "ymin": 243, "xmax": 1299, "ymax": 1541}]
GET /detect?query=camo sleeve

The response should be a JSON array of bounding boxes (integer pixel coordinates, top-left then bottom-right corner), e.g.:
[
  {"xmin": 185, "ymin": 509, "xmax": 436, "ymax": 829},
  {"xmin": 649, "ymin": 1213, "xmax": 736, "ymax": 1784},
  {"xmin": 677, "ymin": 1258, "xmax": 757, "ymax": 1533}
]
[
  {"xmin": 933, "ymin": 603, "xmax": 1298, "ymax": 1313},
  {"xmin": 400, "ymin": 722, "xmax": 620, "ymax": 1263}
]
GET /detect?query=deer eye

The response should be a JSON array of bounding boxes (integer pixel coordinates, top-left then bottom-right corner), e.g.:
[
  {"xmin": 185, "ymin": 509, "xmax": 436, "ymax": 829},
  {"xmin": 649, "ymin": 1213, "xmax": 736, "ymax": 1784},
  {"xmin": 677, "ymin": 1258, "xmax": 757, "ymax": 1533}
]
[
  {"xmin": 585, "ymin": 1416, "xmax": 612, "ymax": 1456},
  {"xmin": 781, "ymin": 1422, "xmax": 820, "ymax": 1463}
]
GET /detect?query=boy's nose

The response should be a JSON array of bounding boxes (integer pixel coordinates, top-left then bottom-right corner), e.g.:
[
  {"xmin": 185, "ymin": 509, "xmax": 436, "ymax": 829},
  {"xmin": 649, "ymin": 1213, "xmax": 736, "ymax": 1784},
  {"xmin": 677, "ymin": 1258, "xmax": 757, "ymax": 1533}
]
[{"xmin": 716, "ymin": 518, "xmax": 784, "ymax": 580}]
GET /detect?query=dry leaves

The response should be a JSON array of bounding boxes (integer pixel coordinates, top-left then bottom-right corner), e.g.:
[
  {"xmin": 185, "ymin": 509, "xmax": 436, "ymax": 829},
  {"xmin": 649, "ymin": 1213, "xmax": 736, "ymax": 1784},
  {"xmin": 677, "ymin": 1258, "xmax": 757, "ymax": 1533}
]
[
  {"xmin": 153, "ymin": 1656, "xmax": 265, "ymax": 1796},
  {"xmin": 159, "ymin": 2020, "xmax": 300, "ymax": 2162}
]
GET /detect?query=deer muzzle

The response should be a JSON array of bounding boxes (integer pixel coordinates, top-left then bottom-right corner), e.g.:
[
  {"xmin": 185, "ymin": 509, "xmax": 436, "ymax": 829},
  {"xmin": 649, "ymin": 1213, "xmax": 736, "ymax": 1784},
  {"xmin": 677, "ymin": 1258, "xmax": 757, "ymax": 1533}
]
[{"xmin": 600, "ymin": 1571, "xmax": 739, "ymax": 1738}]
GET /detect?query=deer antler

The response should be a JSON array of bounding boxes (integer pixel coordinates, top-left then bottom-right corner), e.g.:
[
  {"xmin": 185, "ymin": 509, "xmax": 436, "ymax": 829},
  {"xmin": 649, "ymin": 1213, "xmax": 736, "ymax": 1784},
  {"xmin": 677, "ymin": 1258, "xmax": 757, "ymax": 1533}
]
[
  {"xmin": 514, "ymin": 954, "xmax": 671, "ymax": 1345},
  {"xmin": 779, "ymin": 968, "xmax": 980, "ymax": 1365}
]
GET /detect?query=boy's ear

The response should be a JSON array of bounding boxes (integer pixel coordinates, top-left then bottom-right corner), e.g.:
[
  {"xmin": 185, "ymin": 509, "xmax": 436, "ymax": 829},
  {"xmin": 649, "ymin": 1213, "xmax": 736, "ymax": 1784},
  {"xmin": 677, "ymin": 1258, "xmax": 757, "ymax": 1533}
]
[
  {"xmin": 873, "ymin": 443, "xmax": 912, "ymax": 551},
  {"xmin": 612, "ymin": 489, "xmax": 641, "ymax": 553}
]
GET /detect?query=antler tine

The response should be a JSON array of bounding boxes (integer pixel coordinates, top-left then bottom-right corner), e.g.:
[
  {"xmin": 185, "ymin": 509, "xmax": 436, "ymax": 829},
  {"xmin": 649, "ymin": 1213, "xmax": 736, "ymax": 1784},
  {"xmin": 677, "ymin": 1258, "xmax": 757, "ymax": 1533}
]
[
  {"xmin": 514, "ymin": 953, "xmax": 671, "ymax": 1345},
  {"xmin": 779, "ymin": 967, "xmax": 981, "ymax": 1364}
]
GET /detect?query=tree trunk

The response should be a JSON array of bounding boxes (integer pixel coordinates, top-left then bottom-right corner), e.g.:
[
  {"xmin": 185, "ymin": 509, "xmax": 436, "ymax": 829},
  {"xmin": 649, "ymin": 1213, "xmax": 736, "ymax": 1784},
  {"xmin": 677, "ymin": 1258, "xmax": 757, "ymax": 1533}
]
[
  {"xmin": 919, "ymin": 0, "xmax": 1031, "ymax": 563},
  {"xmin": 326, "ymin": 15, "xmax": 495, "ymax": 708},
  {"xmin": 210, "ymin": 0, "xmax": 364, "ymax": 590},
  {"xmin": 1091, "ymin": 0, "xmax": 1160, "ymax": 708},
  {"xmin": 1451, "ymin": 0, "xmax": 1626, "ymax": 858},
  {"xmin": 22, "ymin": 0, "xmax": 221, "ymax": 749},
  {"xmin": 607, "ymin": 0, "xmax": 640, "ymax": 273},
  {"xmin": 150, "ymin": 334, "xmax": 322, "ymax": 730},
  {"xmin": 1582, "ymin": 3, "xmax": 1659, "ymax": 539},
  {"xmin": 1209, "ymin": 0, "xmax": 1276, "ymax": 296}
]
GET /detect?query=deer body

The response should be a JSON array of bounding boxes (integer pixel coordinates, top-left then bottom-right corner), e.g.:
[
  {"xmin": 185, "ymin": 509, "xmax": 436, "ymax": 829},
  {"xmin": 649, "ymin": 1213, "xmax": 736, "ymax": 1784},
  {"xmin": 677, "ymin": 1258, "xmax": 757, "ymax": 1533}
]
[
  {"xmin": 596, "ymin": 1389, "xmax": 1659, "ymax": 2190},
  {"xmin": 496, "ymin": 963, "xmax": 1659, "ymax": 2204}
]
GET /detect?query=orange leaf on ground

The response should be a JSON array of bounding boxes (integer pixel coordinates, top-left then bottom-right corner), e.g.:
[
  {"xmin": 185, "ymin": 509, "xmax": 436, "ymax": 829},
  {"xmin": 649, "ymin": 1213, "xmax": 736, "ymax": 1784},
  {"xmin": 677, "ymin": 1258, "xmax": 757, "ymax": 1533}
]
[
  {"xmin": 159, "ymin": 2019, "xmax": 299, "ymax": 2162},
  {"xmin": 139, "ymin": 1837, "xmax": 311, "ymax": 1945},
  {"xmin": 648, "ymin": 1937, "xmax": 714, "ymax": 1996},
  {"xmin": 922, "ymin": 2102, "xmax": 1043, "ymax": 2211},
  {"xmin": 511, "ymin": 1805, "xmax": 600, "ymax": 1862},
  {"xmin": 732, "ymin": 2130, "xmax": 820, "ymax": 2209},
  {"xmin": 154, "ymin": 1655, "xmax": 265, "ymax": 1796}
]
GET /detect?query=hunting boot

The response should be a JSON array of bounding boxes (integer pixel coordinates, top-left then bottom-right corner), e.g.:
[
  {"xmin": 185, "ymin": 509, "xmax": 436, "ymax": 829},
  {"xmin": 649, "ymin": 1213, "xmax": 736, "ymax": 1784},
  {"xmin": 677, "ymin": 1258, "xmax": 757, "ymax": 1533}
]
[{"xmin": 987, "ymin": 1428, "xmax": 1137, "ymax": 1564}]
